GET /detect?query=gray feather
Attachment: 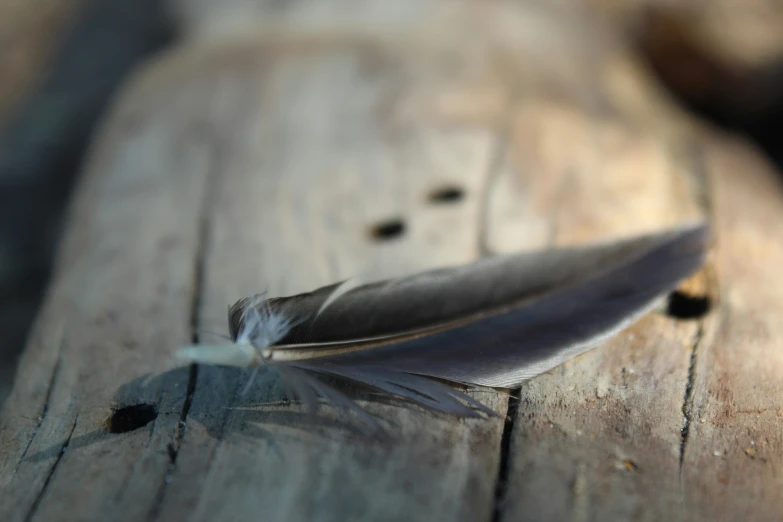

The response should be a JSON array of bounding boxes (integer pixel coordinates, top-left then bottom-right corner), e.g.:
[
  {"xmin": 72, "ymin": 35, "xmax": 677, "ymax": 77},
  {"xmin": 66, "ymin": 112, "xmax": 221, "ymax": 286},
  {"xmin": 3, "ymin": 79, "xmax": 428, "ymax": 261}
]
[{"xmin": 228, "ymin": 222, "xmax": 710, "ymax": 418}]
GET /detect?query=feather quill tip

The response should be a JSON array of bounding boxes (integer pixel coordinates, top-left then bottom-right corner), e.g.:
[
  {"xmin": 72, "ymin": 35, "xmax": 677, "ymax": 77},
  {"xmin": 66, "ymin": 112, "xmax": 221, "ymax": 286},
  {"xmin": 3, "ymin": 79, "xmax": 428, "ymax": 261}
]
[{"xmin": 175, "ymin": 343, "xmax": 258, "ymax": 367}]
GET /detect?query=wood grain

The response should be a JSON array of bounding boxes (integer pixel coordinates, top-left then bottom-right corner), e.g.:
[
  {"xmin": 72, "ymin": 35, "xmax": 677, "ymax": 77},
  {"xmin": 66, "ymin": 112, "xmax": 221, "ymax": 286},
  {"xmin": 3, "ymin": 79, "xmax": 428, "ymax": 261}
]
[
  {"xmin": 1, "ymin": 2, "xmax": 780, "ymax": 521},
  {"xmin": 680, "ymin": 136, "xmax": 783, "ymax": 521},
  {"xmin": 150, "ymin": 38, "xmax": 508, "ymax": 522},
  {"xmin": 490, "ymin": 101, "xmax": 711, "ymax": 521},
  {"xmin": 2, "ymin": 8, "xmax": 518, "ymax": 521}
]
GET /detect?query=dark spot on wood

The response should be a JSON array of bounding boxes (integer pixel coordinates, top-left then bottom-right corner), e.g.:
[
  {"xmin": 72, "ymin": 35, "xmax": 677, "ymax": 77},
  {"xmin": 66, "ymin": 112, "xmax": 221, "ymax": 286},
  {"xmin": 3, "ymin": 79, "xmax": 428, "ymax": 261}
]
[
  {"xmin": 492, "ymin": 388, "xmax": 520, "ymax": 522},
  {"xmin": 428, "ymin": 185, "xmax": 465, "ymax": 204},
  {"xmin": 167, "ymin": 442, "xmax": 177, "ymax": 462},
  {"xmin": 369, "ymin": 219, "xmax": 405, "ymax": 240},
  {"xmin": 666, "ymin": 290, "xmax": 711, "ymax": 319},
  {"xmin": 106, "ymin": 403, "xmax": 158, "ymax": 433},
  {"xmin": 622, "ymin": 459, "xmax": 639, "ymax": 472}
]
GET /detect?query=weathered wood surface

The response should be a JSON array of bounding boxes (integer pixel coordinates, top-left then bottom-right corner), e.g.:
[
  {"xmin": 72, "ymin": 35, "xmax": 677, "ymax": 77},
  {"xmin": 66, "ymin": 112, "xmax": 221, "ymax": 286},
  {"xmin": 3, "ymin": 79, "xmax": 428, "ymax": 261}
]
[{"xmin": 1, "ymin": 1, "xmax": 781, "ymax": 521}]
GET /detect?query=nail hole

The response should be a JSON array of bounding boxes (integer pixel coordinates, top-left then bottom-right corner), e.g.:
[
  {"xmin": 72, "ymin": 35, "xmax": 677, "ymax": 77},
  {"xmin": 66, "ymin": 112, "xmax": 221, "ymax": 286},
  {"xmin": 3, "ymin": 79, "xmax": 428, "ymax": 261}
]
[
  {"xmin": 428, "ymin": 185, "xmax": 464, "ymax": 204},
  {"xmin": 369, "ymin": 218, "xmax": 405, "ymax": 240},
  {"xmin": 666, "ymin": 290, "xmax": 712, "ymax": 320},
  {"xmin": 105, "ymin": 403, "xmax": 158, "ymax": 434}
]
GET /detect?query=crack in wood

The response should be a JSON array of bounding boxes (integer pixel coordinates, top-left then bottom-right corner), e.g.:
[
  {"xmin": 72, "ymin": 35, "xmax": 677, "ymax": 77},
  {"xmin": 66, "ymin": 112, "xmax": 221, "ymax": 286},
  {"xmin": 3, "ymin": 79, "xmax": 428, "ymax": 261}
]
[
  {"xmin": 480, "ymin": 116, "xmax": 522, "ymax": 522},
  {"xmin": 165, "ymin": 143, "xmax": 213, "ymax": 454},
  {"xmin": 148, "ymin": 126, "xmax": 221, "ymax": 518},
  {"xmin": 678, "ymin": 324, "xmax": 703, "ymax": 476},
  {"xmin": 23, "ymin": 414, "xmax": 77, "ymax": 522},
  {"xmin": 148, "ymin": 364, "xmax": 200, "ymax": 520},
  {"xmin": 678, "ymin": 260, "xmax": 719, "ymax": 488},
  {"xmin": 477, "ymin": 130, "xmax": 508, "ymax": 258},
  {"xmin": 13, "ymin": 338, "xmax": 63, "ymax": 475},
  {"xmin": 175, "ymin": 366, "xmax": 199, "ymax": 464},
  {"xmin": 491, "ymin": 388, "xmax": 520, "ymax": 522},
  {"xmin": 145, "ymin": 96, "xmax": 251, "ymax": 513}
]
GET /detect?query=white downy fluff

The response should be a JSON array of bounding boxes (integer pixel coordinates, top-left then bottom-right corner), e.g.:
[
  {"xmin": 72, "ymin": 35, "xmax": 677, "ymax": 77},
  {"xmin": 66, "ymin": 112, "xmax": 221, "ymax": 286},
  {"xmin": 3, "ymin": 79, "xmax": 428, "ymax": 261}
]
[
  {"xmin": 174, "ymin": 292, "xmax": 392, "ymax": 434},
  {"xmin": 175, "ymin": 293, "xmax": 294, "ymax": 368}
]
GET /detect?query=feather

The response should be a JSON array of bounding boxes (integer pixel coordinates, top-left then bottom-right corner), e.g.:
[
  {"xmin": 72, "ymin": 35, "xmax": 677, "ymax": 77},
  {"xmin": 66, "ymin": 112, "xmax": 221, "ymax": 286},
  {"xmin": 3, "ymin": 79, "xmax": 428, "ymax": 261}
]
[{"xmin": 176, "ymin": 222, "xmax": 710, "ymax": 424}]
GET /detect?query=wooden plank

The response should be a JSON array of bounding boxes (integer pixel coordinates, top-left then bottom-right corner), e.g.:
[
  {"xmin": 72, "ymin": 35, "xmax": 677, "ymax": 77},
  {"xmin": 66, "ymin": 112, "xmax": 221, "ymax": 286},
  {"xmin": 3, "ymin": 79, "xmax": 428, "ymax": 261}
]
[
  {"xmin": 490, "ymin": 92, "xmax": 710, "ymax": 521},
  {"xmin": 484, "ymin": 27, "xmax": 714, "ymax": 522},
  {"xmin": 679, "ymin": 136, "xmax": 783, "ymax": 520},
  {"xmin": 0, "ymin": 10, "xmax": 528, "ymax": 521},
  {"xmin": 485, "ymin": 23, "xmax": 782, "ymax": 520},
  {"xmin": 4, "ymin": 1, "xmax": 780, "ymax": 521},
  {"xmin": 0, "ymin": 76, "xmax": 219, "ymax": 520},
  {"xmin": 151, "ymin": 38, "xmax": 508, "ymax": 522},
  {"xmin": 0, "ymin": 0, "xmax": 172, "ymax": 407}
]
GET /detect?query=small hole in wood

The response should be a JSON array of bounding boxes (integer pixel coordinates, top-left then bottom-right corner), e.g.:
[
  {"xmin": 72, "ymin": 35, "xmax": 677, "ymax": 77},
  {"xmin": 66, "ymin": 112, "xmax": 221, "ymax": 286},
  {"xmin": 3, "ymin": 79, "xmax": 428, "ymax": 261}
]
[
  {"xmin": 428, "ymin": 185, "xmax": 465, "ymax": 204},
  {"xmin": 106, "ymin": 403, "xmax": 158, "ymax": 434},
  {"xmin": 666, "ymin": 290, "xmax": 711, "ymax": 320},
  {"xmin": 369, "ymin": 219, "xmax": 406, "ymax": 241}
]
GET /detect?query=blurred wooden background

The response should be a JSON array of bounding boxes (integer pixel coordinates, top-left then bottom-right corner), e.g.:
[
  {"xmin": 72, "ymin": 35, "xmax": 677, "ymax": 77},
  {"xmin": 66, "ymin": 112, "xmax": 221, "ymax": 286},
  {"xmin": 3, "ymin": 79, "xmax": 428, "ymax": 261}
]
[{"xmin": 1, "ymin": 1, "xmax": 782, "ymax": 521}]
